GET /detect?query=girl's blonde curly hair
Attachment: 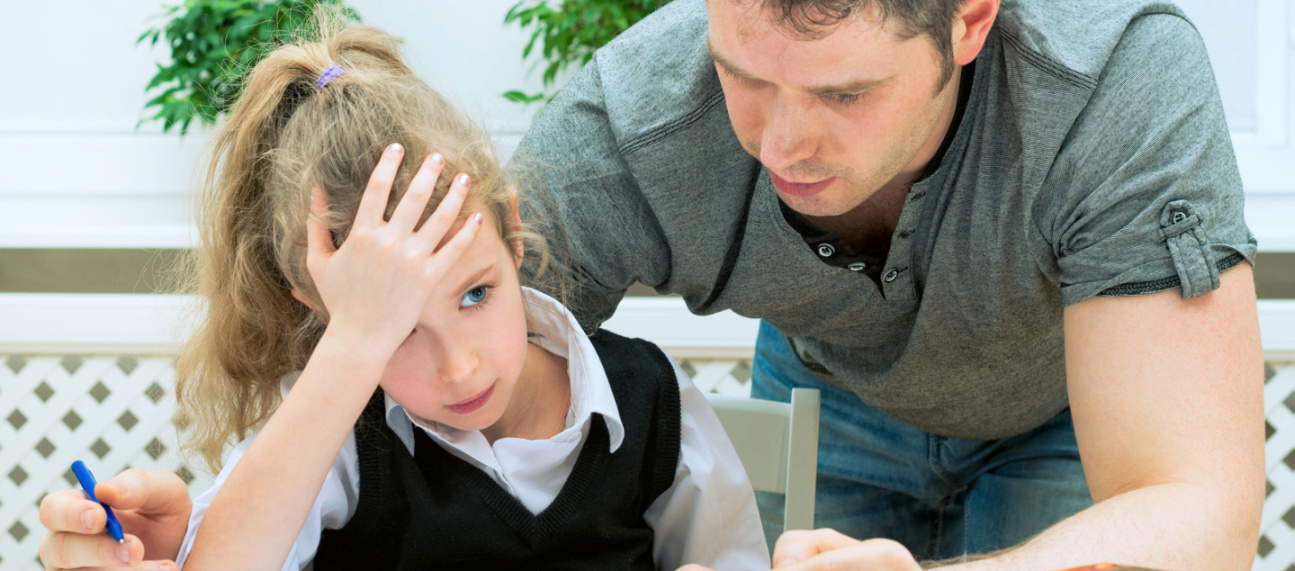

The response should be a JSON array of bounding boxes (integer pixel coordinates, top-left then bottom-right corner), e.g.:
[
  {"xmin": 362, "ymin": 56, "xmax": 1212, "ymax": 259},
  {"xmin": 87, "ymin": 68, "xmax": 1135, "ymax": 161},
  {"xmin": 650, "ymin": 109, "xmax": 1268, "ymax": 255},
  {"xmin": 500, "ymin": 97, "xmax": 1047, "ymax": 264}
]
[{"xmin": 176, "ymin": 16, "xmax": 559, "ymax": 473}]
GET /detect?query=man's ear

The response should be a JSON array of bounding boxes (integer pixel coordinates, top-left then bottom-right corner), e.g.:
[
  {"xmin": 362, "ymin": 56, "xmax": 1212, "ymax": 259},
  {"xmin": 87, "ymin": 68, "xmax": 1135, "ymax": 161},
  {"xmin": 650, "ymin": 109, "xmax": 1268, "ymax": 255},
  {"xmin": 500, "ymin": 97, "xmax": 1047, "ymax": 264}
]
[
  {"xmin": 507, "ymin": 186, "xmax": 525, "ymax": 269},
  {"xmin": 950, "ymin": 0, "xmax": 999, "ymax": 66}
]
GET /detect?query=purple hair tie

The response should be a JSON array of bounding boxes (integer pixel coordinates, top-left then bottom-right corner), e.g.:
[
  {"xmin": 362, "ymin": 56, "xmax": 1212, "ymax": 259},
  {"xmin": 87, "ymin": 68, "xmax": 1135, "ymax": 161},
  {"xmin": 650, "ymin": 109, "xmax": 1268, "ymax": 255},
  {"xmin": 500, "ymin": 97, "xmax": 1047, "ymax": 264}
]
[{"xmin": 314, "ymin": 65, "xmax": 346, "ymax": 91}]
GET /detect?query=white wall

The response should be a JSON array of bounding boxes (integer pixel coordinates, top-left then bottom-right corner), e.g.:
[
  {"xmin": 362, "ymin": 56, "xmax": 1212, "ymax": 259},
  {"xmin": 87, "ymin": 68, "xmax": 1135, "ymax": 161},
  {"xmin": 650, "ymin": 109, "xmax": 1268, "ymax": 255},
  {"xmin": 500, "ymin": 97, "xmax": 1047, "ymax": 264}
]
[
  {"xmin": 0, "ymin": 0, "xmax": 548, "ymax": 248},
  {"xmin": 0, "ymin": 0, "xmax": 1292, "ymax": 249}
]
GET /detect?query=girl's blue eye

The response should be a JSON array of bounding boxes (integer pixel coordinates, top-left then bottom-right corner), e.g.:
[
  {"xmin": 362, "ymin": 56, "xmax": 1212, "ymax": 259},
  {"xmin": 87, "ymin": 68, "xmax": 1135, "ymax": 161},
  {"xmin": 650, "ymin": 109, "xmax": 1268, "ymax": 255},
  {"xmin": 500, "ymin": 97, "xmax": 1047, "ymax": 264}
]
[{"xmin": 460, "ymin": 285, "xmax": 489, "ymax": 308}]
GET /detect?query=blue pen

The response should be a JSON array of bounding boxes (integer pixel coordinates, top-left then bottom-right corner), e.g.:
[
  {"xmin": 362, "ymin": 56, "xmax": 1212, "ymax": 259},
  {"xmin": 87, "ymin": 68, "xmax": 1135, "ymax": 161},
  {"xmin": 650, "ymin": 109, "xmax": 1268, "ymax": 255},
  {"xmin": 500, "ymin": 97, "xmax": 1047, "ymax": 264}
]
[{"xmin": 71, "ymin": 460, "xmax": 125, "ymax": 543}]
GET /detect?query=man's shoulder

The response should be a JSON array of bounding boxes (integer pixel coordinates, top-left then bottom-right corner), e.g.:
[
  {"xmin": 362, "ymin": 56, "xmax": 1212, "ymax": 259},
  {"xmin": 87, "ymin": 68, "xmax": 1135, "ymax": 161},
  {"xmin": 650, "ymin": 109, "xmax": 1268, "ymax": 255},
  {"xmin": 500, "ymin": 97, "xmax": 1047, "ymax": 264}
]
[
  {"xmin": 590, "ymin": 0, "xmax": 724, "ymax": 146},
  {"xmin": 979, "ymin": 0, "xmax": 1209, "ymax": 194},
  {"xmin": 996, "ymin": 0, "xmax": 1193, "ymax": 84}
]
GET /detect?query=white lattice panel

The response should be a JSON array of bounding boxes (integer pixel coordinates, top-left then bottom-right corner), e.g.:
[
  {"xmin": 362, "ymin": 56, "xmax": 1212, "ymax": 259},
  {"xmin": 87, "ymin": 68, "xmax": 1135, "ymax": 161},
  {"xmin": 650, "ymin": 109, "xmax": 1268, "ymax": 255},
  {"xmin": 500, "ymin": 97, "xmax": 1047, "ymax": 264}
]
[
  {"xmin": 679, "ymin": 358, "xmax": 754, "ymax": 396},
  {"xmin": 1258, "ymin": 363, "xmax": 1295, "ymax": 571},
  {"xmin": 6, "ymin": 354, "xmax": 1295, "ymax": 570},
  {"xmin": 0, "ymin": 355, "xmax": 214, "ymax": 571}
]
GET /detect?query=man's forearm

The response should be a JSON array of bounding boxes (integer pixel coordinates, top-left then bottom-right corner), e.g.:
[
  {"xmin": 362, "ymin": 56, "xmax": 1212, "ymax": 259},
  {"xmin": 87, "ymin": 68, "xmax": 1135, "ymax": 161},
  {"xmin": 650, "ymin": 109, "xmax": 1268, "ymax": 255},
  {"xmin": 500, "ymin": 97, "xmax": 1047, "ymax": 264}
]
[{"xmin": 927, "ymin": 481, "xmax": 1257, "ymax": 571}]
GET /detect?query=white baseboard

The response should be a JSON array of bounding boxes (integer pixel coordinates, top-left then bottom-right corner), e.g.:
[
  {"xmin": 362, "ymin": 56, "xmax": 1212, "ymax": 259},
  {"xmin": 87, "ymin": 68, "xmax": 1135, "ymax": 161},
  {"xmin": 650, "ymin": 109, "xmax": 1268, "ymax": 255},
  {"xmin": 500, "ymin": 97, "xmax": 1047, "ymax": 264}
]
[
  {"xmin": 0, "ymin": 294, "xmax": 760, "ymax": 356},
  {"xmin": 0, "ymin": 294, "xmax": 197, "ymax": 354},
  {"xmin": 4, "ymin": 294, "xmax": 1295, "ymax": 361}
]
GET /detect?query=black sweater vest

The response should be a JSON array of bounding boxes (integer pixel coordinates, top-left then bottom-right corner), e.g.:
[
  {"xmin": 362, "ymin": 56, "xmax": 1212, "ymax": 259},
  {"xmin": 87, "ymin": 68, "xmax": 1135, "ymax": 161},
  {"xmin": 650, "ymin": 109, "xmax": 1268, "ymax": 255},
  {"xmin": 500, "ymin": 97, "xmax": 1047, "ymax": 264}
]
[{"xmin": 312, "ymin": 329, "xmax": 682, "ymax": 571}]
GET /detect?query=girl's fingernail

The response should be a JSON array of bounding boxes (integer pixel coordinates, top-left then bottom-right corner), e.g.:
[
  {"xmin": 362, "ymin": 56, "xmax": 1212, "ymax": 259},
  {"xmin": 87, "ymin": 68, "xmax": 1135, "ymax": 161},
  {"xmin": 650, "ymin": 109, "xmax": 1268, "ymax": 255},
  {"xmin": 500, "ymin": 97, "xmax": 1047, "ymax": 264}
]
[
  {"xmin": 389, "ymin": 143, "xmax": 403, "ymax": 153},
  {"xmin": 430, "ymin": 153, "xmax": 443, "ymax": 166},
  {"xmin": 472, "ymin": 213, "xmax": 484, "ymax": 225},
  {"xmin": 118, "ymin": 541, "xmax": 131, "ymax": 564},
  {"xmin": 81, "ymin": 508, "xmax": 94, "ymax": 531},
  {"xmin": 458, "ymin": 174, "xmax": 470, "ymax": 185}
]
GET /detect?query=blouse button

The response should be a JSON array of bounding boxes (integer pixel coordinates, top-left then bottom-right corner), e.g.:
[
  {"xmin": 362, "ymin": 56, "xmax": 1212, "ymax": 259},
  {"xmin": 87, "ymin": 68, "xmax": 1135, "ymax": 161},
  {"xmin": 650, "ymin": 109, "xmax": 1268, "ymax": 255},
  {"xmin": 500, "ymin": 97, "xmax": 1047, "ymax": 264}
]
[
  {"xmin": 848, "ymin": 262, "xmax": 867, "ymax": 272},
  {"xmin": 817, "ymin": 244, "xmax": 835, "ymax": 258},
  {"xmin": 883, "ymin": 269, "xmax": 899, "ymax": 283}
]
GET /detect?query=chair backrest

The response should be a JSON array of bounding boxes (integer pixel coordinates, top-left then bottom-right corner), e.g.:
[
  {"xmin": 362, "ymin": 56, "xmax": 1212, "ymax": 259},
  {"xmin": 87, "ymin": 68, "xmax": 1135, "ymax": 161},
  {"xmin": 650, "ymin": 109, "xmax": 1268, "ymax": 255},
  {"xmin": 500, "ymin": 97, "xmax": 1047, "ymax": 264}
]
[{"xmin": 704, "ymin": 388, "xmax": 820, "ymax": 532}]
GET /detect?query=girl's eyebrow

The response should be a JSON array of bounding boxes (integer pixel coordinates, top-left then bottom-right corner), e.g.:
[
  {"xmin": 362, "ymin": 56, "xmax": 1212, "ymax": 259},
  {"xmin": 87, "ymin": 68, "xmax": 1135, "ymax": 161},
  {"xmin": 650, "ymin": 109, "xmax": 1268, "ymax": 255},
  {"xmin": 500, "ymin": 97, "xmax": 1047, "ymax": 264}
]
[{"xmin": 452, "ymin": 264, "xmax": 495, "ymax": 294}]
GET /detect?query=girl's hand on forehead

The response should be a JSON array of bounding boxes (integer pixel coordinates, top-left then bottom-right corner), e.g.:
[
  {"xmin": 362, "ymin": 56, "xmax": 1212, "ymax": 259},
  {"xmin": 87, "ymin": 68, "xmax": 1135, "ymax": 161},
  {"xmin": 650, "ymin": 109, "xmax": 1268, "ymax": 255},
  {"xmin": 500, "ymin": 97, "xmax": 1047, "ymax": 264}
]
[{"xmin": 305, "ymin": 143, "xmax": 483, "ymax": 358}]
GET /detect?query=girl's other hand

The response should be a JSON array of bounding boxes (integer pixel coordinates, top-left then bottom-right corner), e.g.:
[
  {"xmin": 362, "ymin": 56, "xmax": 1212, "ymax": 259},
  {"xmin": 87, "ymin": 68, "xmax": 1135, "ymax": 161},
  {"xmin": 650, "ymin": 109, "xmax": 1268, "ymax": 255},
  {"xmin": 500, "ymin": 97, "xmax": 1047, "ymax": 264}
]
[
  {"xmin": 306, "ymin": 144, "xmax": 483, "ymax": 360},
  {"xmin": 38, "ymin": 468, "xmax": 192, "ymax": 571}
]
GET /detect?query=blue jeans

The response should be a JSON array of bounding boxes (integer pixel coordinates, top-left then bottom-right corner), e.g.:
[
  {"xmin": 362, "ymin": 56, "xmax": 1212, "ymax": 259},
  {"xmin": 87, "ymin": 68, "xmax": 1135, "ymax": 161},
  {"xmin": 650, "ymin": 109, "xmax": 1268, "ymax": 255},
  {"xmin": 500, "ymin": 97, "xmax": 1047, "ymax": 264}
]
[{"xmin": 752, "ymin": 321, "xmax": 1092, "ymax": 560}]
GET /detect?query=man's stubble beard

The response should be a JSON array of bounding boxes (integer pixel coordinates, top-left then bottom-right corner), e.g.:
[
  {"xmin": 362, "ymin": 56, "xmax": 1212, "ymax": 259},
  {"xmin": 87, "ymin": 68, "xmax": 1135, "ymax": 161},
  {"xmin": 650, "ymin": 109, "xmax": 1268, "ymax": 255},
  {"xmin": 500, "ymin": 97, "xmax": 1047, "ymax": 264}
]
[{"xmin": 746, "ymin": 134, "xmax": 918, "ymax": 218}]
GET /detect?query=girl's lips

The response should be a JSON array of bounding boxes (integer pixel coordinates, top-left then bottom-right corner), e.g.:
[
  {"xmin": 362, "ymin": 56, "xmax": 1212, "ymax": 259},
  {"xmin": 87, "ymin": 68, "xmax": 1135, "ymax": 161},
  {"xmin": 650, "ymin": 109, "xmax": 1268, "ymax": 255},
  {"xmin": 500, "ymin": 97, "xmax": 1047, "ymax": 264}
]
[
  {"xmin": 447, "ymin": 382, "xmax": 495, "ymax": 415},
  {"xmin": 769, "ymin": 171, "xmax": 836, "ymax": 197}
]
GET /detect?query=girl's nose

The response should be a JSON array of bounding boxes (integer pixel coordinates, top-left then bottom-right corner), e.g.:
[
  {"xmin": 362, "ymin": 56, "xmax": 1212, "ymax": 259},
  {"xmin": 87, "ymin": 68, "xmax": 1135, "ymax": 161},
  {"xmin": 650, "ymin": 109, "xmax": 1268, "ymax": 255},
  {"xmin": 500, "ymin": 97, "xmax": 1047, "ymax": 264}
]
[{"xmin": 436, "ymin": 342, "xmax": 479, "ymax": 384}]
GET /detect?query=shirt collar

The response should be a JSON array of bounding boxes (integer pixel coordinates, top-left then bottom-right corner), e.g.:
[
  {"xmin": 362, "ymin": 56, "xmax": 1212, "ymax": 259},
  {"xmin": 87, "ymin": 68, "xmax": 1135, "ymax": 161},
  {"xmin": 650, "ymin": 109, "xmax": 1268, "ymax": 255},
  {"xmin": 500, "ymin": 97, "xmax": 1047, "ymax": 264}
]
[{"xmin": 381, "ymin": 286, "xmax": 626, "ymax": 455}]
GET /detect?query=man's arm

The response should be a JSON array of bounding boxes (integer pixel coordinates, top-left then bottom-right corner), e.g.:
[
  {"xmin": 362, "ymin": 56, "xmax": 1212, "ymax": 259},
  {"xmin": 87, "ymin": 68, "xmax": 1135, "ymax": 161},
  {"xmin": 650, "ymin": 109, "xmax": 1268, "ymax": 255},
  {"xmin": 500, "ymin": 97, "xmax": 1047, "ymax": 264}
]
[
  {"xmin": 763, "ymin": 263, "xmax": 1264, "ymax": 571},
  {"xmin": 1005, "ymin": 261, "xmax": 1264, "ymax": 570}
]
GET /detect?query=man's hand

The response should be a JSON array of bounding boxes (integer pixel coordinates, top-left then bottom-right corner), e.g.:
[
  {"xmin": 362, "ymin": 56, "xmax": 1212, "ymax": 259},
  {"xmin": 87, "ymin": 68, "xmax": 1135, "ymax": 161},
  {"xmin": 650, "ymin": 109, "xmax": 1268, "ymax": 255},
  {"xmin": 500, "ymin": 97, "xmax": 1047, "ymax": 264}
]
[
  {"xmin": 675, "ymin": 529, "xmax": 922, "ymax": 571},
  {"xmin": 767, "ymin": 530, "xmax": 922, "ymax": 570},
  {"xmin": 39, "ymin": 468, "xmax": 192, "ymax": 570}
]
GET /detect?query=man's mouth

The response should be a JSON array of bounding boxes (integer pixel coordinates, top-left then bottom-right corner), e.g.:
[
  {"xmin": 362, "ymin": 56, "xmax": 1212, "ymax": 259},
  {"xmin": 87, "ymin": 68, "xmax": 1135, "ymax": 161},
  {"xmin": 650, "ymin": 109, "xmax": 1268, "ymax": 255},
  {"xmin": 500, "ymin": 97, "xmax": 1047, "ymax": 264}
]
[{"xmin": 769, "ymin": 171, "xmax": 836, "ymax": 197}]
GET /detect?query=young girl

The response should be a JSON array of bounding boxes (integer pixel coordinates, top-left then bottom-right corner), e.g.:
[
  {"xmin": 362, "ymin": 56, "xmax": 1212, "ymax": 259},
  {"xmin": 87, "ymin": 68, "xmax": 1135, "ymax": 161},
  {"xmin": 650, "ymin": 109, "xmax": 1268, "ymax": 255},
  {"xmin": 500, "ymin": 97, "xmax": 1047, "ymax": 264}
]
[{"xmin": 170, "ymin": 22, "xmax": 768, "ymax": 571}]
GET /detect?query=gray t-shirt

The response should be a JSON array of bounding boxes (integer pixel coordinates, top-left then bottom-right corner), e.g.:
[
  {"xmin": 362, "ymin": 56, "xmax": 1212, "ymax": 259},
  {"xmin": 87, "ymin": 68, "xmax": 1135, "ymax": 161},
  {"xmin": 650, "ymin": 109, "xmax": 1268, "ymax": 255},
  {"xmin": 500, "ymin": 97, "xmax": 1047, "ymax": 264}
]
[{"xmin": 513, "ymin": 0, "xmax": 1256, "ymax": 439}]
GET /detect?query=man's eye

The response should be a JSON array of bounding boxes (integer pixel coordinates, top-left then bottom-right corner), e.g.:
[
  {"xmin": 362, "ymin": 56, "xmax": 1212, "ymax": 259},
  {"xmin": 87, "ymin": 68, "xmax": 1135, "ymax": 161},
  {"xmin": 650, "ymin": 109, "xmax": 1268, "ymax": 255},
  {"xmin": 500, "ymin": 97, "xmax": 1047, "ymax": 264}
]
[
  {"xmin": 460, "ymin": 285, "xmax": 489, "ymax": 308},
  {"xmin": 829, "ymin": 92, "xmax": 863, "ymax": 105}
]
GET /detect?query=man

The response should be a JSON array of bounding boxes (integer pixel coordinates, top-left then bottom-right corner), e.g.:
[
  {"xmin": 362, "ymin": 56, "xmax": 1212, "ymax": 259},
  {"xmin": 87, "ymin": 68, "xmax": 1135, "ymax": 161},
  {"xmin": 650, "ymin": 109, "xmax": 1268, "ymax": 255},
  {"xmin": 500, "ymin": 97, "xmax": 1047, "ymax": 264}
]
[
  {"xmin": 39, "ymin": 0, "xmax": 1264, "ymax": 569},
  {"xmin": 514, "ymin": 0, "xmax": 1263, "ymax": 568}
]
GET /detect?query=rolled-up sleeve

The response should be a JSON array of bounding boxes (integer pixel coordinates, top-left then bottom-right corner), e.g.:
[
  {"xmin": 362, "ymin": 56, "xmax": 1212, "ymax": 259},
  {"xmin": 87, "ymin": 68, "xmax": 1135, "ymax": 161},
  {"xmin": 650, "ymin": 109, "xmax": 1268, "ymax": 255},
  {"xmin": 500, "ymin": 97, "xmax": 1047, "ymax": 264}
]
[{"xmin": 1041, "ymin": 13, "xmax": 1256, "ymax": 306}]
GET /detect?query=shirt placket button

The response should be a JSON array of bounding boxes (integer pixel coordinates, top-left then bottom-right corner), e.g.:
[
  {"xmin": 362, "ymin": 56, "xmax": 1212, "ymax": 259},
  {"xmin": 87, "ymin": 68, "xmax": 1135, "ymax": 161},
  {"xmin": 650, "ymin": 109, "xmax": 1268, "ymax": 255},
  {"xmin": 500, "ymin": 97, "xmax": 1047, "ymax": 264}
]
[
  {"xmin": 817, "ymin": 244, "xmax": 835, "ymax": 258},
  {"xmin": 883, "ymin": 269, "xmax": 899, "ymax": 283}
]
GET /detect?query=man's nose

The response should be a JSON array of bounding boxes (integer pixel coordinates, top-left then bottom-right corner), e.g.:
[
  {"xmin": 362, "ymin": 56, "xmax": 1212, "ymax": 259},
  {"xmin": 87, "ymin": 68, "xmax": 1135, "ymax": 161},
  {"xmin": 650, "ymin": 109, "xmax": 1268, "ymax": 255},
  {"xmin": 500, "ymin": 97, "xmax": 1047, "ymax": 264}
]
[{"xmin": 759, "ymin": 97, "xmax": 816, "ymax": 172}]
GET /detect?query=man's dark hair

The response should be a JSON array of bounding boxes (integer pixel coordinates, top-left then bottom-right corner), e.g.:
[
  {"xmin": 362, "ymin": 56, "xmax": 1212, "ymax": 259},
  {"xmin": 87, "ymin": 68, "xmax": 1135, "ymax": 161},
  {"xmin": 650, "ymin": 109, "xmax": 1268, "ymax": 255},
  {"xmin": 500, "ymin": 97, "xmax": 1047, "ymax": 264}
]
[{"xmin": 758, "ymin": 0, "xmax": 966, "ymax": 89}]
